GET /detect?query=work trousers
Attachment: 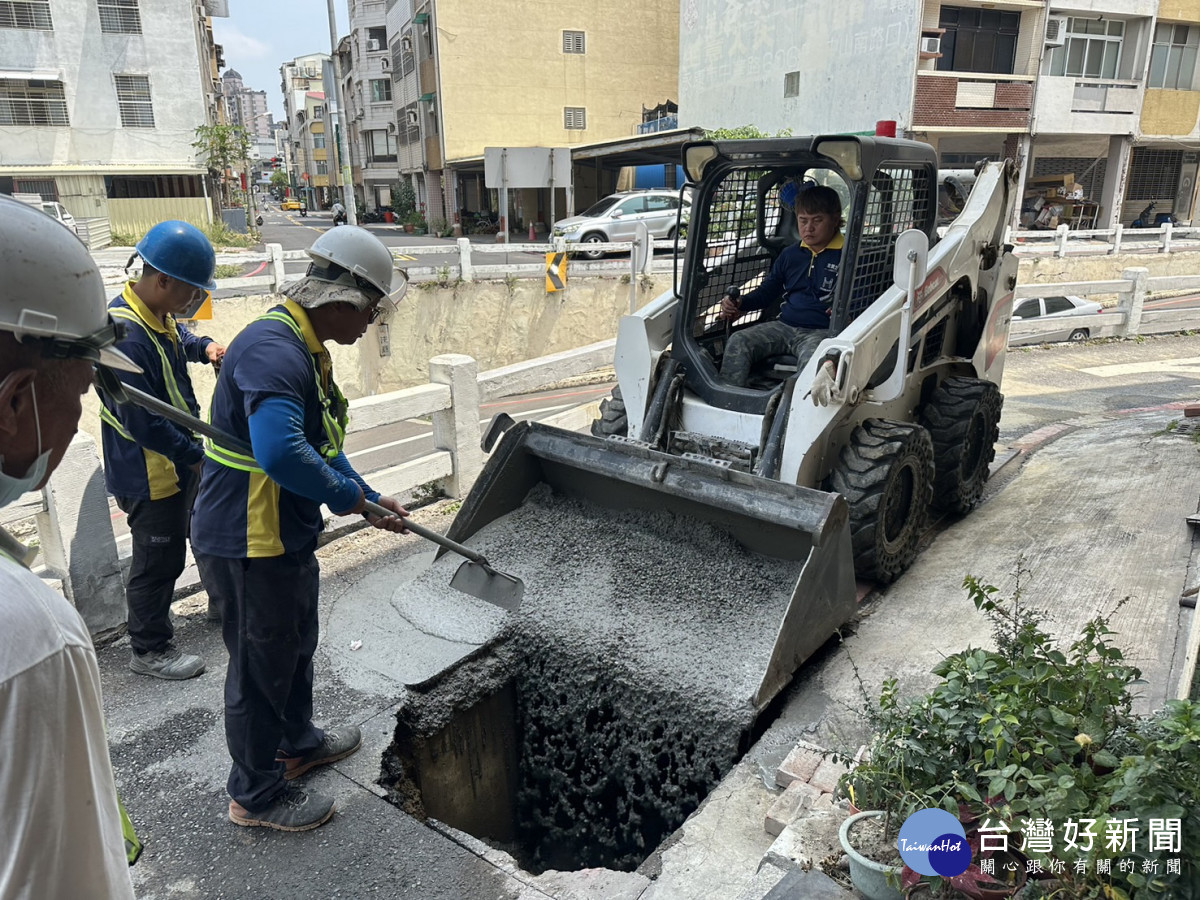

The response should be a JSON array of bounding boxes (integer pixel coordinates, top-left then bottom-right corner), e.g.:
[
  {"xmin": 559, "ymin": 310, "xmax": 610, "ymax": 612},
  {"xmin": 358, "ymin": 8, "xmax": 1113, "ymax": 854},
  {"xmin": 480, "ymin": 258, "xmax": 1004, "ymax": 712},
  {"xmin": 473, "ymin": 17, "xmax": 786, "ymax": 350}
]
[
  {"xmin": 720, "ymin": 320, "xmax": 830, "ymax": 387},
  {"xmin": 115, "ymin": 474, "xmax": 196, "ymax": 655},
  {"xmin": 195, "ymin": 543, "xmax": 325, "ymax": 812}
]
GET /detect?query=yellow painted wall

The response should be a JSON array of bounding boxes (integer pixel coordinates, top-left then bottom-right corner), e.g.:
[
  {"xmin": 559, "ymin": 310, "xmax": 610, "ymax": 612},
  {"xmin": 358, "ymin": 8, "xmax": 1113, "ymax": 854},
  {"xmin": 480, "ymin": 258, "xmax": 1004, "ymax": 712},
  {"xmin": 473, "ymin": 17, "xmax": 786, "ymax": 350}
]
[
  {"xmin": 436, "ymin": 0, "xmax": 678, "ymax": 162},
  {"xmin": 1142, "ymin": 89, "xmax": 1200, "ymax": 136},
  {"xmin": 1159, "ymin": 1, "xmax": 1200, "ymax": 23},
  {"xmin": 109, "ymin": 198, "xmax": 213, "ymax": 235}
]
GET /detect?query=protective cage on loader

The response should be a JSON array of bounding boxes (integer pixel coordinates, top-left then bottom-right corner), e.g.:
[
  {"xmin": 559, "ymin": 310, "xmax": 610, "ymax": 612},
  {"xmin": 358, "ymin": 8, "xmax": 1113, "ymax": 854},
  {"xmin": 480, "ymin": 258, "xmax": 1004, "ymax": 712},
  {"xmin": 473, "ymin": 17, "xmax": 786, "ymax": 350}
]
[{"xmin": 455, "ymin": 135, "xmax": 1018, "ymax": 715}]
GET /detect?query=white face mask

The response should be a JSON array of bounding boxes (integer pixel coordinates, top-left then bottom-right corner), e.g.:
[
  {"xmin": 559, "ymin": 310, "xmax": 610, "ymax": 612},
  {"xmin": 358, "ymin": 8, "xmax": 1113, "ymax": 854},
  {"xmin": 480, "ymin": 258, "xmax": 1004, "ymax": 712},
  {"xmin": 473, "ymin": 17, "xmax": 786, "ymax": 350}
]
[{"xmin": 0, "ymin": 378, "xmax": 50, "ymax": 509}]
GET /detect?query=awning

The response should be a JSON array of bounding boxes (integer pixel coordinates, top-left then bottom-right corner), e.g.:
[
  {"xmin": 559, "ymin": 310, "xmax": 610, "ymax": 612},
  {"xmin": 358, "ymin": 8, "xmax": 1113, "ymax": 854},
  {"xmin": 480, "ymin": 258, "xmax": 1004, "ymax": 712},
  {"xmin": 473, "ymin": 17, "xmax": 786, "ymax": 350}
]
[
  {"xmin": 0, "ymin": 164, "xmax": 206, "ymax": 176},
  {"xmin": 419, "ymin": 92, "xmax": 435, "ymax": 103},
  {"xmin": 413, "ymin": 12, "xmax": 429, "ymax": 23},
  {"xmin": 0, "ymin": 68, "xmax": 64, "ymax": 82},
  {"xmin": 570, "ymin": 126, "xmax": 707, "ymax": 170}
]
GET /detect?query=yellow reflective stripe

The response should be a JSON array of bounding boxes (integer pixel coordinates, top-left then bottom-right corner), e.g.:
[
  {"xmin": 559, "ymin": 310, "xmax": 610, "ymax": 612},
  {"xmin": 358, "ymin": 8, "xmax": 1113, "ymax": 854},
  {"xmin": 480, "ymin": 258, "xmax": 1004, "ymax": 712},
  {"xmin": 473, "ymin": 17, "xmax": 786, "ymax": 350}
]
[
  {"xmin": 254, "ymin": 310, "xmax": 346, "ymax": 458},
  {"xmin": 110, "ymin": 308, "xmax": 192, "ymax": 414},
  {"xmin": 204, "ymin": 441, "xmax": 264, "ymax": 474},
  {"xmin": 98, "ymin": 404, "xmax": 134, "ymax": 441}
]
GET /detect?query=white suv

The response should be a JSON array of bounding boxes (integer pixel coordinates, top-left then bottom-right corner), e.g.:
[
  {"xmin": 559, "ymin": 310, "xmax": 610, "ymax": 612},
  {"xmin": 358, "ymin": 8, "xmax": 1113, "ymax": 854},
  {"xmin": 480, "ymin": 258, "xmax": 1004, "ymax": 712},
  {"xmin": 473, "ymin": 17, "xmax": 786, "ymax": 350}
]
[{"xmin": 553, "ymin": 189, "xmax": 689, "ymax": 259}]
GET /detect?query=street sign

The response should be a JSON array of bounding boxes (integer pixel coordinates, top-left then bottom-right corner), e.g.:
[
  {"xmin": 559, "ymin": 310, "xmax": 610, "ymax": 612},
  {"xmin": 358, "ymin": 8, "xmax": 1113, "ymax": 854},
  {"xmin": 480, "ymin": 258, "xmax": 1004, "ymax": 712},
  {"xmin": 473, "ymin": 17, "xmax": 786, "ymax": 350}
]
[
  {"xmin": 545, "ymin": 251, "xmax": 567, "ymax": 293},
  {"xmin": 182, "ymin": 291, "xmax": 213, "ymax": 322}
]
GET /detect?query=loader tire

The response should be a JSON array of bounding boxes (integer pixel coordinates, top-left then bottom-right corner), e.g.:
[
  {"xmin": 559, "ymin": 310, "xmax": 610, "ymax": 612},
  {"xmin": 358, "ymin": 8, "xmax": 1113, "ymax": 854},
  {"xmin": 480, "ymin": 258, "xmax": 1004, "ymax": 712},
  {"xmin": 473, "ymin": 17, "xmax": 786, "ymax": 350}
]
[
  {"xmin": 920, "ymin": 377, "xmax": 1002, "ymax": 515},
  {"xmin": 832, "ymin": 419, "xmax": 934, "ymax": 584},
  {"xmin": 591, "ymin": 385, "xmax": 628, "ymax": 438}
]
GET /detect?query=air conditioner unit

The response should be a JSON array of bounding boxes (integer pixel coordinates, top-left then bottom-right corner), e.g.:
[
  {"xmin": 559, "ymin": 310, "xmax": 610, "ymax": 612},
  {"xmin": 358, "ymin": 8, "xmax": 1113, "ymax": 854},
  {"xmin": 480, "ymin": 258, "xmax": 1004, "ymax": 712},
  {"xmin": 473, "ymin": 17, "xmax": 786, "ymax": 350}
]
[
  {"xmin": 367, "ymin": 39, "xmax": 381, "ymax": 51},
  {"xmin": 1045, "ymin": 15, "xmax": 1068, "ymax": 47},
  {"xmin": 381, "ymin": 57, "xmax": 390, "ymax": 72},
  {"xmin": 387, "ymin": 121, "xmax": 397, "ymax": 133},
  {"xmin": 920, "ymin": 36, "xmax": 941, "ymax": 55}
]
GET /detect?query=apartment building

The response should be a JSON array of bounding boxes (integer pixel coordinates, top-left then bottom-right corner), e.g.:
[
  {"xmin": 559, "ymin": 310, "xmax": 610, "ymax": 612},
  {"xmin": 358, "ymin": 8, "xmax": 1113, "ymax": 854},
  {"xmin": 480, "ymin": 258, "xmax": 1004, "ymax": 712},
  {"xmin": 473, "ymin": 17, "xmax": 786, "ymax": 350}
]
[
  {"xmin": 280, "ymin": 52, "xmax": 330, "ymax": 208},
  {"xmin": 680, "ymin": 0, "xmax": 1200, "ymax": 230},
  {"xmin": 222, "ymin": 68, "xmax": 273, "ymax": 139},
  {"xmin": 0, "ymin": 0, "xmax": 227, "ymax": 238},
  {"xmin": 336, "ymin": 0, "xmax": 397, "ymax": 211},
  {"xmin": 381, "ymin": 0, "xmax": 679, "ymax": 229}
]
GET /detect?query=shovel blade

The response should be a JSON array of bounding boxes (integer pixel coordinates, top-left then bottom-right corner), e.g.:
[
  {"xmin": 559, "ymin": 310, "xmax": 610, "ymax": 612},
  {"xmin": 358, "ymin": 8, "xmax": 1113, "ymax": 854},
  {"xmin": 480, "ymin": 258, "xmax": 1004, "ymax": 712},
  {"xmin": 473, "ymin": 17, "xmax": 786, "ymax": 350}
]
[{"xmin": 449, "ymin": 560, "xmax": 524, "ymax": 611}]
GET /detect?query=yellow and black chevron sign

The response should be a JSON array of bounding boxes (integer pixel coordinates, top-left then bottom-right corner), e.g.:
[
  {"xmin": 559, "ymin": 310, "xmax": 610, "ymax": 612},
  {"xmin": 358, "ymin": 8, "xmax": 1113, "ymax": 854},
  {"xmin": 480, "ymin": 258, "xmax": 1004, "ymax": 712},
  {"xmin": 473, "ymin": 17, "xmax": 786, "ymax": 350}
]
[{"xmin": 545, "ymin": 251, "xmax": 567, "ymax": 292}]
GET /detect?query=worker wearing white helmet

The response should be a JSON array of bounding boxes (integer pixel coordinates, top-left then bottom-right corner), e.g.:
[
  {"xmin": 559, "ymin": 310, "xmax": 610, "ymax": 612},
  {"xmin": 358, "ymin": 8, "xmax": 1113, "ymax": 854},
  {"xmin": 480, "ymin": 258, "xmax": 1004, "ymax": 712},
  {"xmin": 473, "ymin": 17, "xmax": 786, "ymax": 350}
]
[
  {"xmin": 0, "ymin": 194, "xmax": 138, "ymax": 897},
  {"xmin": 191, "ymin": 225, "xmax": 410, "ymax": 832}
]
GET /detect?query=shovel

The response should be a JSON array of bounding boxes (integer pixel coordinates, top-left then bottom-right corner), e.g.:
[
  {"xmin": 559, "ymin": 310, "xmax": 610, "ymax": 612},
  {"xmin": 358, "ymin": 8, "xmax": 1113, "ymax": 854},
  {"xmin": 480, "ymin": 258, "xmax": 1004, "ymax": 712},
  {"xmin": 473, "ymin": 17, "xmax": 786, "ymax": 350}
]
[{"xmin": 94, "ymin": 367, "xmax": 524, "ymax": 611}]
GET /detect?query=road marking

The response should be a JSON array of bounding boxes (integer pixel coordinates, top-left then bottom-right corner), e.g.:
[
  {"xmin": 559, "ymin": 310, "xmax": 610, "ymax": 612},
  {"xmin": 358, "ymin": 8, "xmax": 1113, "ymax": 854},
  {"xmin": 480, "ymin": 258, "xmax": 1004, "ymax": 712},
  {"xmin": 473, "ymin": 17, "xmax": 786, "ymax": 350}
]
[
  {"xmin": 394, "ymin": 254, "xmax": 416, "ymax": 261},
  {"xmin": 1078, "ymin": 357, "xmax": 1200, "ymax": 378}
]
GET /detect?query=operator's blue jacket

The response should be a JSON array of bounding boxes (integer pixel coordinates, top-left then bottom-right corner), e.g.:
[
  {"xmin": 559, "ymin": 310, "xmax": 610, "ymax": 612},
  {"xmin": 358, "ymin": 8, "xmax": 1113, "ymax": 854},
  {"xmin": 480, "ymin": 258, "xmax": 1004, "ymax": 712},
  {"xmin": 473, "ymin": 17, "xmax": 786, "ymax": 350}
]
[
  {"xmin": 739, "ymin": 234, "xmax": 844, "ymax": 330},
  {"xmin": 99, "ymin": 282, "xmax": 213, "ymax": 501}
]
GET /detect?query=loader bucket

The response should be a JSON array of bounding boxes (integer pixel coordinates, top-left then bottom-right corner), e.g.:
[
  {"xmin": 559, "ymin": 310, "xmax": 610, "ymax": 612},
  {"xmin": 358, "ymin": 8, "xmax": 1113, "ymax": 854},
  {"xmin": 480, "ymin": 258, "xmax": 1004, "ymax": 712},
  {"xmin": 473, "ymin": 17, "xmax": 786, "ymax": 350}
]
[{"xmin": 444, "ymin": 421, "xmax": 857, "ymax": 710}]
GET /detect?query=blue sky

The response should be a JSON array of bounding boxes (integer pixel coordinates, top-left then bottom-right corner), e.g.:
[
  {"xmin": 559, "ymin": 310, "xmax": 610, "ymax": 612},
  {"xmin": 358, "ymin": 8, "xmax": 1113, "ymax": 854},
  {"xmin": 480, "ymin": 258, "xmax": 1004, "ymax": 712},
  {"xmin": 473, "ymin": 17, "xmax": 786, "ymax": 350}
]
[{"xmin": 212, "ymin": 1, "xmax": 350, "ymax": 120}]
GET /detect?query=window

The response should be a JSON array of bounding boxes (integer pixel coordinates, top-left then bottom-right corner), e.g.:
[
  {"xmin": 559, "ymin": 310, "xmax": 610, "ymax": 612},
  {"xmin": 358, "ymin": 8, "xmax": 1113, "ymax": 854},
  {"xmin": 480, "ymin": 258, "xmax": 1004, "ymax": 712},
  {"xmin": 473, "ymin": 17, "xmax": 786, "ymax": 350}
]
[
  {"xmin": 616, "ymin": 197, "xmax": 645, "ymax": 215},
  {"xmin": 564, "ymin": 106, "xmax": 586, "ymax": 129},
  {"xmin": 937, "ymin": 6, "xmax": 1019, "ymax": 75},
  {"xmin": 368, "ymin": 129, "xmax": 396, "ymax": 161},
  {"xmin": 367, "ymin": 26, "xmax": 386, "ymax": 50},
  {"xmin": 563, "ymin": 30, "xmax": 585, "ymax": 53},
  {"xmin": 0, "ymin": 79, "xmax": 69, "ymax": 125},
  {"xmin": 1048, "ymin": 18, "xmax": 1125, "ymax": 79},
  {"xmin": 645, "ymin": 195, "xmax": 677, "ymax": 212},
  {"xmin": 0, "ymin": 1, "xmax": 53, "ymax": 29},
  {"xmin": 1044, "ymin": 296, "xmax": 1074, "ymax": 314},
  {"xmin": 1013, "ymin": 299, "xmax": 1041, "ymax": 318},
  {"xmin": 313, "ymin": 134, "xmax": 325, "ymax": 149},
  {"xmin": 398, "ymin": 103, "xmax": 420, "ymax": 145},
  {"xmin": 98, "ymin": 0, "xmax": 141, "ymax": 34},
  {"xmin": 370, "ymin": 79, "xmax": 391, "ymax": 103},
  {"xmin": 316, "ymin": 160, "xmax": 328, "ymax": 174},
  {"xmin": 313, "ymin": 105, "xmax": 324, "ymax": 119},
  {"xmin": 398, "ymin": 32, "xmax": 415, "ymax": 76},
  {"xmin": 114, "ymin": 75, "xmax": 154, "ymax": 127},
  {"xmin": 783, "ymin": 71, "xmax": 800, "ymax": 98},
  {"xmin": 1149, "ymin": 23, "xmax": 1199, "ymax": 90}
]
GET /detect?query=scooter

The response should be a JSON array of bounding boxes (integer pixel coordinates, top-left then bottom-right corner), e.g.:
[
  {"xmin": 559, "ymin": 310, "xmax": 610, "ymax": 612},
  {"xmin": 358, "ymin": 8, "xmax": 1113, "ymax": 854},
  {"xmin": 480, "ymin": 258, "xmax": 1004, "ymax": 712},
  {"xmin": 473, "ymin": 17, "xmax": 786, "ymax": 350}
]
[
  {"xmin": 1132, "ymin": 202, "xmax": 1179, "ymax": 228},
  {"xmin": 333, "ymin": 210, "xmax": 348, "ymax": 226},
  {"xmin": 255, "ymin": 214, "xmax": 263, "ymax": 227}
]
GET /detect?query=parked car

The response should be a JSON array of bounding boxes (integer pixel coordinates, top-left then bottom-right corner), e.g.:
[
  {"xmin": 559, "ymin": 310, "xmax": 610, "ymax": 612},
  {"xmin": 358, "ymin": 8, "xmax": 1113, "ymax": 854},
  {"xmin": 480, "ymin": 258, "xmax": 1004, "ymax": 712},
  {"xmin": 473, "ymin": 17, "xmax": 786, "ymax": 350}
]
[
  {"xmin": 41, "ymin": 201, "xmax": 77, "ymax": 234},
  {"xmin": 553, "ymin": 189, "xmax": 690, "ymax": 259},
  {"xmin": 1009, "ymin": 294, "xmax": 1103, "ymax": 346},
  {"xmin": 281, "ymin": 198, "xmax": 303, "ymax": 211}
]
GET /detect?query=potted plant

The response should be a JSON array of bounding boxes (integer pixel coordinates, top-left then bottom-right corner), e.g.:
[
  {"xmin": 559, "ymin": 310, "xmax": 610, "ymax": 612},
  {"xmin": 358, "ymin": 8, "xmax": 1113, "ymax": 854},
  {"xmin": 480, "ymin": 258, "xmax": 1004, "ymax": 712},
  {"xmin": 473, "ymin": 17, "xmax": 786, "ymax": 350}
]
[
  {"xmin": 839, "ymin": 809, "xmax": 904, "ymax": 900},
  {"xmin": 403, "ymin": 210, "xmax": 424, "ymax": 234},
  {"xmin": 833, "ymin": 560, "xmax": 1199, "ymax": 899}
]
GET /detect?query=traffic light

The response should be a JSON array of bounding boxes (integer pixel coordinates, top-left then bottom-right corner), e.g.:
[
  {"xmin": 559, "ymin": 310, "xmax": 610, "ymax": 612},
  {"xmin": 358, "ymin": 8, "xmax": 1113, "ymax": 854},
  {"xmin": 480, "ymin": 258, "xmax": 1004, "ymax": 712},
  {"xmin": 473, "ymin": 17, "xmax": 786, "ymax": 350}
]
[{"xmin": 271, "ymin": 157, "xmax": 281, "ymax": 169}]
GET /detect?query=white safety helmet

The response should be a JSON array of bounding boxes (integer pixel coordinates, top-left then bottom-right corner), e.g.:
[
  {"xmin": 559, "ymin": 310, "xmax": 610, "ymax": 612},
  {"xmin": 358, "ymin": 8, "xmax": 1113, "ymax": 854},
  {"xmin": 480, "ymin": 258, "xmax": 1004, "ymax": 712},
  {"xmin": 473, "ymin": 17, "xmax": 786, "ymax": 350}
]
[
  {"xmin": 0, "ymin": 195, "xmax": 140, "ymax": 372},
  {"xmin": 283, "ymin": 225, "xmax": 407, "ymax": 312}
]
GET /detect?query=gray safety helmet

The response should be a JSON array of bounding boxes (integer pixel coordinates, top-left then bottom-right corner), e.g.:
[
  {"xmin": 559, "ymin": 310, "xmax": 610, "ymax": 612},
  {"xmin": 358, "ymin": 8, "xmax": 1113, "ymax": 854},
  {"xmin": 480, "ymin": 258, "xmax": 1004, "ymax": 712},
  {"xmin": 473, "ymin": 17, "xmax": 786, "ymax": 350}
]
[
  {"xmin": 0, "ymin": 195, "xmax": 140, "ymax": 373},
  {"xmin": 283, "ymin": 225, "xmax": 407, "ymax": 311}
]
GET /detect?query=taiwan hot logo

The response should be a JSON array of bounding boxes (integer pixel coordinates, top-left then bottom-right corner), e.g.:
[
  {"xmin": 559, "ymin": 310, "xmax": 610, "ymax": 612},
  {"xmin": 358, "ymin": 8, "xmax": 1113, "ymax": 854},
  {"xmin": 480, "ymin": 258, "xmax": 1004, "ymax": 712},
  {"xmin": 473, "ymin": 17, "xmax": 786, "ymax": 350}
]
[{"xmin": 898, "ymin": 808, "xmax": 973, "ymax": 878}]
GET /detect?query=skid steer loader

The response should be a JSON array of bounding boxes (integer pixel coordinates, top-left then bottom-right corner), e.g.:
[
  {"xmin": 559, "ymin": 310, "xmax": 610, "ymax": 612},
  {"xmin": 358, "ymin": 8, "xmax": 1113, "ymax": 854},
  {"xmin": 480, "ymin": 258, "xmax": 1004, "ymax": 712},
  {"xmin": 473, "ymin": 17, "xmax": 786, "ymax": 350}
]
[{"xmin": 444, "ymin": 135, "xmax": 1019, "ymax": 711}]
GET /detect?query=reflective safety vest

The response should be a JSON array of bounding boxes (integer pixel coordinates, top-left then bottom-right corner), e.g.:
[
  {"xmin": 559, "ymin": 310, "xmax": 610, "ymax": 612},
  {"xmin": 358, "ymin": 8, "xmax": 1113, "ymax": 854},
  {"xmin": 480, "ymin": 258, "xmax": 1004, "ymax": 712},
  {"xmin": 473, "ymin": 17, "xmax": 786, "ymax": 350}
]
[
  {"xmin": 203, "ymin": 309, "xmax": 348, "ymax": 475},
  {"xmin": 98, "ymin": 306, "xmax": 195, "ymax": 442}
]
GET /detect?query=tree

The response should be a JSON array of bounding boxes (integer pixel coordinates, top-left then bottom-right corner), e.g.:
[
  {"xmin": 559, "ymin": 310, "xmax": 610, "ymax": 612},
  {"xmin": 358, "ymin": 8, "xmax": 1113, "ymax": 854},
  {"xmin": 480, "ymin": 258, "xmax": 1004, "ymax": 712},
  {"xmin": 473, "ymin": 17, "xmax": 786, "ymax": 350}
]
[
  {"xmin": 704, "ymin": 125, "xmax": 794, "ymax": 140},
  {"xmin": 193, "ymin": 124, "xmax": 251, "ymax": 208},
  {"xmin": 269, "ymin": 168, "xmax": 289, "ymax": 196}
]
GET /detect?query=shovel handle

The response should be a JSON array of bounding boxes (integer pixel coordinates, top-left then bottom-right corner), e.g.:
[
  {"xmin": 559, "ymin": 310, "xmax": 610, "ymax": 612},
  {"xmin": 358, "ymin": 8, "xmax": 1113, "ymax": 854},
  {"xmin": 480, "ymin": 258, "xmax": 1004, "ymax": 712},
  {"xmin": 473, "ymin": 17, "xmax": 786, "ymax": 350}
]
[{"xmin": 363, "ymin": 499, "xmax": 489, "ymax": 567}]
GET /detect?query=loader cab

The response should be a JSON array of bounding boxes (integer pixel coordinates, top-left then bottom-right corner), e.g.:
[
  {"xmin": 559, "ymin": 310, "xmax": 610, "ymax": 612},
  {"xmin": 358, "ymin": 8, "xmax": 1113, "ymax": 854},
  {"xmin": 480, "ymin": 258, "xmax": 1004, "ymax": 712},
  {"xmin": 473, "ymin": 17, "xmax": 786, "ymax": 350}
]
[{"xmin": 674, "ymin": 136, "xmax": 938, "ymax": 415}]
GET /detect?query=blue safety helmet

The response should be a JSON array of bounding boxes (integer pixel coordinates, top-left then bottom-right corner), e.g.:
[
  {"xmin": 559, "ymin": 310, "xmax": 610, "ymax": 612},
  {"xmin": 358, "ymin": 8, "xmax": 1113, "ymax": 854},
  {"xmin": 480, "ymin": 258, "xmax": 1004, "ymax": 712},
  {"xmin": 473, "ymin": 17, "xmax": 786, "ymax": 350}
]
[{"xmin": 135, "ymin": 220, "xmax": 217, "ymax": 291}]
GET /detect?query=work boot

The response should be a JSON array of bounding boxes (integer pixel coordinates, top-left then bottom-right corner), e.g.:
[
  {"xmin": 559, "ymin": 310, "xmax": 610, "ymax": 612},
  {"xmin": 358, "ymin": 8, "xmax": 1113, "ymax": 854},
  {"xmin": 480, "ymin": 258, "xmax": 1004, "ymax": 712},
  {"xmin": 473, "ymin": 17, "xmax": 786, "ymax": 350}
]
[
  {"xmin": 129, "ymin": 646, "xmax": 206, "ymax": 680},
  {"xmin": 228, "ymin": 786, "xmax": 335, "ymax": 832},
  {"xmin": 279, "ymin": 725, "xmax": 362, "ymax": 780}
]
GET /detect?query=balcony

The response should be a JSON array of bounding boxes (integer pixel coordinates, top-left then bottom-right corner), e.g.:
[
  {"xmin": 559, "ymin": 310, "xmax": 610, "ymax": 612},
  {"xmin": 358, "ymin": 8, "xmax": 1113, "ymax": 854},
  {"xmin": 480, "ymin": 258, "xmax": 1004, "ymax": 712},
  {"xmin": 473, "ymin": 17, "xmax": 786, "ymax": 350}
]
[
  {"xmin": 638, "ymin": 114, "xmax": 679, "ymax": 135},
  {"xmin": 1033, "ymin": 76, "xmax": 1142, "ymax": 134},
  {"xmin": 912, "ymin": 72, "xmax": 1033, "ymax": 130}
]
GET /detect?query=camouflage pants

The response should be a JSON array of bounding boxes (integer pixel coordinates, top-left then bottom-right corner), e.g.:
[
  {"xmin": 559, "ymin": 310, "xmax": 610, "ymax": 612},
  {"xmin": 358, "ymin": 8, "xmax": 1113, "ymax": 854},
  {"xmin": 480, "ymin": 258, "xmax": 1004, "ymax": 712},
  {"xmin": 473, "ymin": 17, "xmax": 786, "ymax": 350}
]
[{"xmin": 720, "ymin": 320, "xmax": 831, "ymax": 387}]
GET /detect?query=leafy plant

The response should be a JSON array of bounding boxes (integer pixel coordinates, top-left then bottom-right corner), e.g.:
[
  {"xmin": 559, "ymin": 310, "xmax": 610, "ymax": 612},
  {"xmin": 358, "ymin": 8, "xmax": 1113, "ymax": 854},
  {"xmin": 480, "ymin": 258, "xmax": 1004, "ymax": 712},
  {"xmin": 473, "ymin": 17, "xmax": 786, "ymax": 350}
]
[
  {"xmin": 391, "ymin": 180, "xmax": 417, "ymax": 219},
  {"xmin": 836, "ymin": 560, "xmax": 1199, "ymax": 898},
  {"xmin": 192, "ymin": 124, "xmax": 250, "ymax": 209}
]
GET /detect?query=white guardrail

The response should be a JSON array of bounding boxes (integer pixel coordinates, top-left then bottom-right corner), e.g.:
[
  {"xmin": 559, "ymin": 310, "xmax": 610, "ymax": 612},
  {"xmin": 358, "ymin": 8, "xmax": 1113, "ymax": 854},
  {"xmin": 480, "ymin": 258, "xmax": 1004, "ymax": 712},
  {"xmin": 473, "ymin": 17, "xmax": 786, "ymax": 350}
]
[{"xmin": 1005, "ymin": 222, "xmax": 1200, "ymax": 258}]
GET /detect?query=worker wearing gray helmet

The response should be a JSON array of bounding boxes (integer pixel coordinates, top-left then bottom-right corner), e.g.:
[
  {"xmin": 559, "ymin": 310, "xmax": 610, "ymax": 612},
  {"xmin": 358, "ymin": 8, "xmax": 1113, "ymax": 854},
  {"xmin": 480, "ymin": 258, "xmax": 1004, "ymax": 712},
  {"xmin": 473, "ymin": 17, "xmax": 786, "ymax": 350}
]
[
  {"xmin": 0, "ymin": 194, "xmax": 139, "ymax": 897},
  {"xmin": 191, "ymin": 225, "xmax": 410, "ymax": 832}
]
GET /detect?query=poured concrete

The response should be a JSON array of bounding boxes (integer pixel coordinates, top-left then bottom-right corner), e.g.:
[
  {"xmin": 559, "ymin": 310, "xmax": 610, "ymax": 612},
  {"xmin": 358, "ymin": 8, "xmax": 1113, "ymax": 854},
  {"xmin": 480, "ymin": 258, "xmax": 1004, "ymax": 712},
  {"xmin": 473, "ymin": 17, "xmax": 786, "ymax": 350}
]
[{"xmin": 384, "ymin": 485, "xmax": 807, "ymax": 872}]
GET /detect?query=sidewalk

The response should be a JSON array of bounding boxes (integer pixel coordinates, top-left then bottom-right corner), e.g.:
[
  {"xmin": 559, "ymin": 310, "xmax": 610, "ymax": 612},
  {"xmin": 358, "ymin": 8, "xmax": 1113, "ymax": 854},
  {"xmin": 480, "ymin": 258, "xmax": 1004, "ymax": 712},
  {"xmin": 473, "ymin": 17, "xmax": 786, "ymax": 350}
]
[{"xmin": 98, "ymin": 404, "xmax": 1200, "ymax": 899}]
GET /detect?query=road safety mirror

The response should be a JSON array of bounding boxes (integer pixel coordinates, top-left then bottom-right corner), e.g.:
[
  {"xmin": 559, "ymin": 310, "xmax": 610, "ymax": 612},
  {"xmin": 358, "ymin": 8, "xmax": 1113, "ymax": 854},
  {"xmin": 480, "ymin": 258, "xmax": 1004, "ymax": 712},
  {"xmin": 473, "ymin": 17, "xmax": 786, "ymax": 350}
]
[{"xmin": 632, "ymin": 221, "xmax": 652, "ymax": 273}]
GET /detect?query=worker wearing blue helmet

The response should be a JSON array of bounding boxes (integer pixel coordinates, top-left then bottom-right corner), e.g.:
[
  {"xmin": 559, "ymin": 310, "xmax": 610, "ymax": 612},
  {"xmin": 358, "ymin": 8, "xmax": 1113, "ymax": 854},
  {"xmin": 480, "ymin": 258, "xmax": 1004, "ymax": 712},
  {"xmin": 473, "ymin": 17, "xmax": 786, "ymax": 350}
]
[{"xmin": 97, "ymin": 220, "xmax": 226, "ymax": 680}]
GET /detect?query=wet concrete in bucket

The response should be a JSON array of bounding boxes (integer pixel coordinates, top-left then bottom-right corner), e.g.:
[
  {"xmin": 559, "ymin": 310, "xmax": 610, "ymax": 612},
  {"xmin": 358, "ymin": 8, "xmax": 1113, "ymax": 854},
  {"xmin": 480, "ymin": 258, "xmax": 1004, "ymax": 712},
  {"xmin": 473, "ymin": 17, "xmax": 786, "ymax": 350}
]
[{"xmin": 380, "ymin": 484, "xmax": 804, "ymax": 874}]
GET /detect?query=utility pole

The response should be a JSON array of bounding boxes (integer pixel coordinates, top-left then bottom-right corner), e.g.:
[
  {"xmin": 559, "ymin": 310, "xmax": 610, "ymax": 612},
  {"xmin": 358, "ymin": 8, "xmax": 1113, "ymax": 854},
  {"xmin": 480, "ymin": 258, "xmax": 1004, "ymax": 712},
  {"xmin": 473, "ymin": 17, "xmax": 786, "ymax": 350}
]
[{"xmin": 325, "ymin": 0, "xmax": 358, "ymax": 225}]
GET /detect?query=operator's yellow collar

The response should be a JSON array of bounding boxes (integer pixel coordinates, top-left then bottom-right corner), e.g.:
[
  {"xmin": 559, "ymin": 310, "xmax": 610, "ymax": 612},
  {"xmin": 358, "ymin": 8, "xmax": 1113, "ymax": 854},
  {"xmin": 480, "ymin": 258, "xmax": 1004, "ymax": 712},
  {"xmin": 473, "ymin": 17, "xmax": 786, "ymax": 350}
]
[
  {"xmin": 121, "ymin": 281, "xmax": 173, "ymax": 335},
  {"xmin": 282, "ymin": 298, "xmax": 327, "ymax": 353},
  {"xmin": 801, "ymin": 233, "xmax": 844, "ymax": 255}
]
